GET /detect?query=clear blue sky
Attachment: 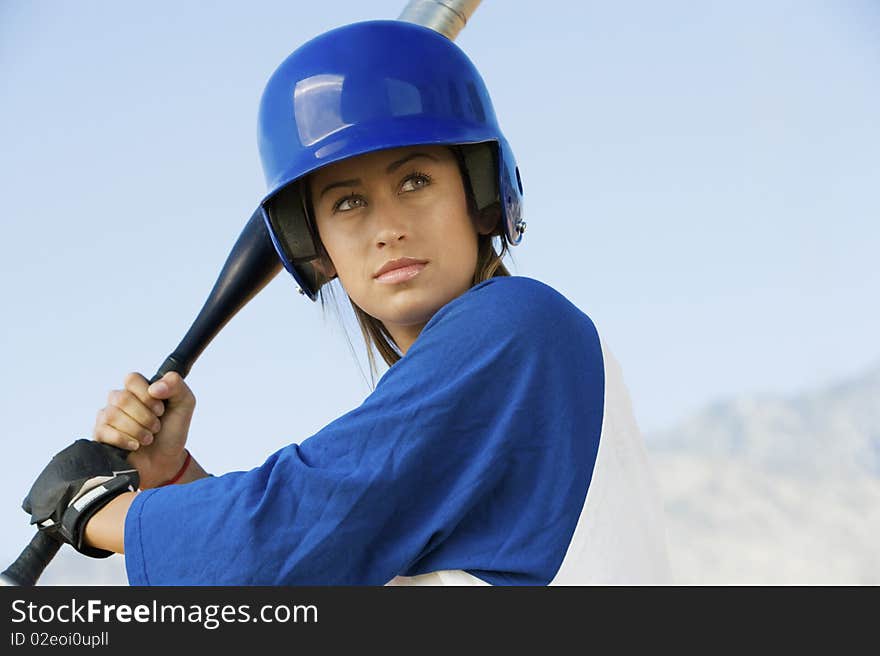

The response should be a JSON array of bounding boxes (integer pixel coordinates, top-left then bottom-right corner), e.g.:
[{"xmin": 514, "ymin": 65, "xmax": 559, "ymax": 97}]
[{"xmin": 1, "ymin": 0, "xmax": 878, "ymax": 563}]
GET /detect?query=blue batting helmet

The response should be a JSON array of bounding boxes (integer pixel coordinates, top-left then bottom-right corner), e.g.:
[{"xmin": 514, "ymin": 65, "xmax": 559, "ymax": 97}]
[{"xmin": 256, "ymin": 20, "xmax": 524, "ymax": 300}]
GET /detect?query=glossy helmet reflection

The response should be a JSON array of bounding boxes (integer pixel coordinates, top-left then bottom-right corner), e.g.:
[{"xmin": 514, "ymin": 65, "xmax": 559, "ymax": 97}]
[{"xmin": 257, "ymin": 19, "xmax": 525, "ymax": 301}]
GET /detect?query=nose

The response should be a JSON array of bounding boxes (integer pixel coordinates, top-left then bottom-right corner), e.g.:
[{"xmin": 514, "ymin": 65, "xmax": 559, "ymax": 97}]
[
  {"xmin": 374, "ymin": 202, "xmax": 410, "ymax": 249},
  {"xmin": 377, "ymin": 230, "xmax": 405, "ymax": 248}
]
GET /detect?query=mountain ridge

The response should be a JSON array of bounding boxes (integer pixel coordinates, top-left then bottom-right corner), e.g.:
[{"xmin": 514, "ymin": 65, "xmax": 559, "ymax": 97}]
[
  {"xmin": 647, "ymin": 361, "xmax": 880, "ymax": 478},
  {"xmin": 645, "ymin": 360, "xmax": 880, "ymax": 583}
]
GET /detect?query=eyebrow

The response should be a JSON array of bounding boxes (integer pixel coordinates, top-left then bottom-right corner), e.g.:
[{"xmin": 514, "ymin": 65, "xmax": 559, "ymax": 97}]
[
  {"xmin": 385, "ymin": 151, "xmax": 438, "ymax": 173},
  {"xmin": 317, "ymin": 152, "xmax": 439, "ymax": 200},
  {"xmin": 318, "ymin": 178, "xmax": 361, "ymax": 200}
]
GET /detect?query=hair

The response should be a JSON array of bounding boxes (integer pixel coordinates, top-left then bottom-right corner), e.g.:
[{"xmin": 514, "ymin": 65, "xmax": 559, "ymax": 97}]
[{"xmin": 307, "ymin": 146, "xmax": 512, "ymax": 384}]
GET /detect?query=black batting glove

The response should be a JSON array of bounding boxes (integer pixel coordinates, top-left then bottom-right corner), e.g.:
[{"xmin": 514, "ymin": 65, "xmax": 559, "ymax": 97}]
[{"xmin": 22, "ymin": 439, "xmax": 139, "ymax": 558}]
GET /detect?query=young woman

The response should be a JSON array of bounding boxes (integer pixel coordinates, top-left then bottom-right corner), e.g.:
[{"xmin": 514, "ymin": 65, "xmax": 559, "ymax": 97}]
[{"xmin": 23, "ymin": 20, "xmax": 670, "ymax": 585}]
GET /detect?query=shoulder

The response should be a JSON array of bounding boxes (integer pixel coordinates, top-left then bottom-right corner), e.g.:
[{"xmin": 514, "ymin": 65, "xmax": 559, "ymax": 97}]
[
  {"xmin": 425, "ymin": 275, "xmax": 599, "ymax": 341},
  {"xmin": 406, "ymin": 276, "xmax": 603, "ymax": 380},
  {"xmin": 461, "ymin": 275, "xmax": 571, "ymax": 309}
]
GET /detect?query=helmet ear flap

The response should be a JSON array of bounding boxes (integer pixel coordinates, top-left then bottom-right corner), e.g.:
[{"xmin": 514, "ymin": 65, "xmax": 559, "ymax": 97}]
[
  {"xmin": 457, "ymin": 142, "xmax": 501, "ymax": 235},
  {"xmin": 262, "ymin": 180, "xmax": 333, "ymax": 299},
  {"xmin": 458, "ymin": 142, "xmax": 498, "ymax": 211}
]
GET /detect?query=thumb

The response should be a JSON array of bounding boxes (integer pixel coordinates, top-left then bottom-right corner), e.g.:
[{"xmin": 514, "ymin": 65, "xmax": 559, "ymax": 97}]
[{"xmin": 147, "ymin": 372, "xmax": 195, "ymax": 410}]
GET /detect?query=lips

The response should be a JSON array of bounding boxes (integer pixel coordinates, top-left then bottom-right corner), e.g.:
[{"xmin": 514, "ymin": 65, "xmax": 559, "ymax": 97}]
[
  {"xmin": 373, "ymin": 257, "xmax": 429, "ymax": 279},
  {"xmin": 373, "ymin": 257, "xmax": 427, "ymax": 278}
]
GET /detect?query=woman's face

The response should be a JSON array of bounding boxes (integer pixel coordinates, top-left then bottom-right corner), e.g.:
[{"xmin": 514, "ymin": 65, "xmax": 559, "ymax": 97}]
[{"xmin": 309, "ymin": 144, "xmax": 491, "ymax": 353}]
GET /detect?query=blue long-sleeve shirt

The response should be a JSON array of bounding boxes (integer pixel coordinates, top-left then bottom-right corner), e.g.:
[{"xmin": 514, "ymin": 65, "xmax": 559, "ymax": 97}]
[{"xmin": 124, "ymin": 276, "xmax": 669, "ymax": 585}]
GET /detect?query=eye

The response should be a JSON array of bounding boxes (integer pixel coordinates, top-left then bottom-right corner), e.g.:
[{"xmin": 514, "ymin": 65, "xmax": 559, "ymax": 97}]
[
  {"xmin": 399, "ymin": 172, "xmax": 432, "ymax": 193},
  {"xmin": 333, "ymin": 194, "xmax": 366, "ymax": 212}
]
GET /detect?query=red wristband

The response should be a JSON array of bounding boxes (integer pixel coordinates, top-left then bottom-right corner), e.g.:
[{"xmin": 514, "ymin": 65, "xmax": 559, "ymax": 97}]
[{"xmin": 160, "ymin": 450, "xmax": 192, "ymax": 486}]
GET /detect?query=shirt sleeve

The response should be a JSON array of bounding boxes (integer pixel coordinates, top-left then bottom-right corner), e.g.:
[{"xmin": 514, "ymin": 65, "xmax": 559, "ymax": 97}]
[{"xmin": 124, "ymin": 276, "xmax": 605, "ymax": 585}]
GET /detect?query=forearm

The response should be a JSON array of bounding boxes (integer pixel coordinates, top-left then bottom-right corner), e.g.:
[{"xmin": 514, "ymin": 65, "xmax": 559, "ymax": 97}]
[
  {"xmin": 83, "ymin": 491, "xmax": 135, "ymax": 554},
  {"xmin": 83, "ymin": 454, "xmax": 210, "ymax": 554}
]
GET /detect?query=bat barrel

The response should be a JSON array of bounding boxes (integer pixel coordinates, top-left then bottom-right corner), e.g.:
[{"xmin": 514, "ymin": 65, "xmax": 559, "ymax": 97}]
[
  {"xmin": 160, "ymin": 206, "xmax": 281, "ymax": 379},
  {"xmin": 398, "ymin": 0, "xmax": 482, "ymax": 40}
]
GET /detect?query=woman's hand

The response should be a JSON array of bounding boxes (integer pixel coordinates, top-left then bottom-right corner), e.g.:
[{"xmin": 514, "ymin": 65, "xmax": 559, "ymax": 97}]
[{"xmin": 93, "ymin": 371, "xmax": 196, "ymax": 489}]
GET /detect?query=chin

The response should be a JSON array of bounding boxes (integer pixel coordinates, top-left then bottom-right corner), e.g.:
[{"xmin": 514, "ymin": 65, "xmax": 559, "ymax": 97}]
[
  {"xmin": 372, "ymin": 285, "xmax": 462, "ymax": 327},
  {"xmin": 376, "ymin": 298, "xmax": 442, "ymax": 328}
]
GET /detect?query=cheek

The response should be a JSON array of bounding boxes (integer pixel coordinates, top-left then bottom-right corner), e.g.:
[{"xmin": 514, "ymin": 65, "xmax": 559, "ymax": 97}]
[
  {"xmin": 442, "ymin": 205, "xmax": 480, "ymax": 260},
  {"xmin": 315, "ymin": 222, "xmax": 353, "ymax": 268},
  {"xmin": 318, "ymin": 232, "xmax": 372, "ymax": 301}
]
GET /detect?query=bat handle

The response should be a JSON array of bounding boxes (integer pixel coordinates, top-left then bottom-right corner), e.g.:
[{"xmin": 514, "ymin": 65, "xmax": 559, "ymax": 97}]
[
  {"xmin": 147, "ymin": 356, "xmax": 187, "ymax": 394},
  {"xmin": 0, "ymin": 532, "xmax": 62, "ymax": 586},
  {"xmin": 151, "ymin": 355, "xmax": 190, "ymax": 385}
]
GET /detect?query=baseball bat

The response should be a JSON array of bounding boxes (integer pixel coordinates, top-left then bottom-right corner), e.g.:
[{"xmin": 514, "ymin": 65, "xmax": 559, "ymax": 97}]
[
  {"xmin": 0, "ymin": 208, "xmax": 281, "ymax": 586},
  {"xmin": 1, "ymin": 0, "xmax": 482, "ymax": 587},
  {"xmin": 397, "ymin": 0, "xmax": 482, "ymax": 40}
]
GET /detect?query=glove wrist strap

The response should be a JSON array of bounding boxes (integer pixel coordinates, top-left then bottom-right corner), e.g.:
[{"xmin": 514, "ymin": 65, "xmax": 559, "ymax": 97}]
[{"xmin": 59, "ymin": 475, "xmax": 135, "ymax": 558}]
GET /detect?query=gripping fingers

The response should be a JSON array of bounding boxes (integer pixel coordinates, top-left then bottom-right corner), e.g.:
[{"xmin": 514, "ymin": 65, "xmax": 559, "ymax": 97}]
[
  {"xmin": 91, "ymin": 372, "xmax": 166, "ymax": 452},
  {"xmin": 123, "ymin": 372, "xmax": 165, "ymax": 417},
  {"xmin": 94, "ymin": 421, "xmax": 142, "ymax": 452},
  {"xmin": 108, "ymin": 402, "xmax": 159, "ymax": 445},
  {"xmin": 108, "ymin": 388, "xmax": 162, "ymax": 437}
]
